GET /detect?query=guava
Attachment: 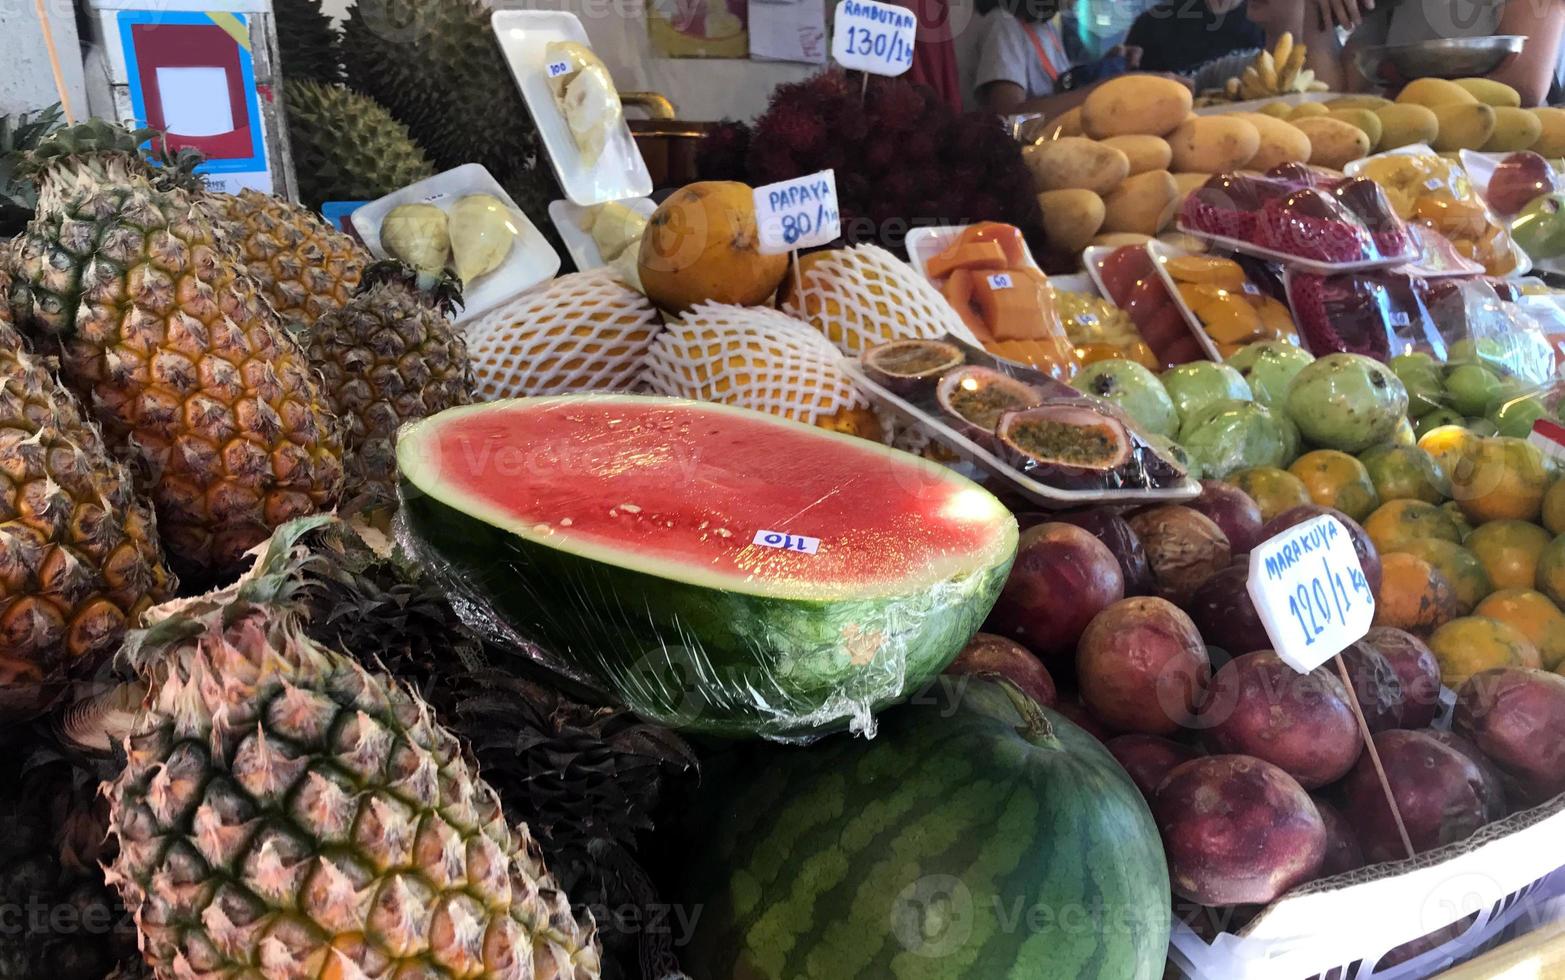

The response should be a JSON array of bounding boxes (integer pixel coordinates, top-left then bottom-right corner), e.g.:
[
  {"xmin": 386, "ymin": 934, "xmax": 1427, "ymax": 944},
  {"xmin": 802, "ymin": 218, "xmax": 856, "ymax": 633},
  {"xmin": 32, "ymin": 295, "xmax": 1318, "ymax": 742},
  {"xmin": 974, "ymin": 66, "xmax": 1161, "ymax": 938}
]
[
  {"xmin": 1071, "ymin": 359, "xmax": 1179, "ymax": 438},
  {"xmin": 1444, "ymin": 363, "xmax": 1503, "ymax": 418},
  {"xmin": 1227, "ymin": 341, "xmax": 1314, "ymax": 409},
  {"xmin": 1446, "ymin": 337, "xmax": 1509, "ymax": 369},
  {"xmin": 1179, "ymin": 399, "xmax": 1291, "ymax": 480},
  {"xmin": 1491, "ymin": 392, "xmax": 1549, "ymax": 439},
  {"xmin": 1164, "ymin": 362, "xmax": 1252, "ymax": 433},
  {"xmin": 1284, "ymin": 353, "xmax": 1409, "ymax": 454},
  {"xmin": 1392, "ymin": 417, "xmax": 1417, "ymax": 446},
  {"xmin": 1415, "ymin": 408, "xmax": 1464, "ymax": 439},
  {"xmin": 1389, "ymin": 354, "xmax": 1445, "ymax": 419}
]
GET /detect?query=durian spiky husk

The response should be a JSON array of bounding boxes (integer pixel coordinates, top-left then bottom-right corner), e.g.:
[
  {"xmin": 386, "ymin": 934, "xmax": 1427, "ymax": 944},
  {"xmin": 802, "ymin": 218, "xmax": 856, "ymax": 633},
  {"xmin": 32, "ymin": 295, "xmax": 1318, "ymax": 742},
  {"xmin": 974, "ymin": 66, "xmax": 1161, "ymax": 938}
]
[
  {"xmin": 271, "ymin": 0, "xmax": 343, "ymax": 84},
  {"xmin": 284, "ymin": 81, "xmax": 436, "ymax": 209},
  {"xmin": 105, "ymin": 518, "xmax": 603, "ymax": 979},
  {"xmin": 341, "ymin": 0, "xmax": 560, "ymax": 221}
]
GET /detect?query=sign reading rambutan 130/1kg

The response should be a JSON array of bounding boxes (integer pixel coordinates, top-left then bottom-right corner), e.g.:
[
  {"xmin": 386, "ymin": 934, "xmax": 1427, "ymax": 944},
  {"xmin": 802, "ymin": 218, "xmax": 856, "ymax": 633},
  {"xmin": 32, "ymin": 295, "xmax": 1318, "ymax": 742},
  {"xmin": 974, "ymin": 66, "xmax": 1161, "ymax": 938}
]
[
  {"xmin": 832, "ymin": 0, "xmax": 917, "ymax": 76},
  {"xmin": 1246, "ymin": 514, "xmax": 1375, "ymax": 672}
]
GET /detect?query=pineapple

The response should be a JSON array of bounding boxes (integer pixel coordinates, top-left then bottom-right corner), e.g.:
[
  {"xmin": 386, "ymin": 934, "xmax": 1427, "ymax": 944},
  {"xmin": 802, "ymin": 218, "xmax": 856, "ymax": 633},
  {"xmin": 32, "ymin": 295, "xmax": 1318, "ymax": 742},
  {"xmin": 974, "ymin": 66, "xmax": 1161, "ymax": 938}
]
[
  {"xmin": 6, "ymin": 120, "xmax": 344, "ymax": 579},
  {"xmin": 1, "ymin": 105, "xmax": 64, "ymax": 238},
  {"xmin": 307, "ymin": 260, "xmax": 472, "ymax": 506},
  {"xmin": 105, "ymin": 518, "xmax": 603, "ymax": 978},
  {"xmin": 216, "ymin": 187, "xmax": 368, "ymax": 331},
  {"xmin": 0, "ymin": 267, "xmax": 174, "ymax": 720}
]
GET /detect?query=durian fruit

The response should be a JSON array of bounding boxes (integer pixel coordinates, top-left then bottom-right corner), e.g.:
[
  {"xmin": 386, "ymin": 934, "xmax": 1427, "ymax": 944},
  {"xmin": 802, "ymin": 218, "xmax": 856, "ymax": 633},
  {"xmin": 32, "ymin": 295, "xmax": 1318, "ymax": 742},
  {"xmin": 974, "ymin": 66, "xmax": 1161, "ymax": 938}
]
[
  {"xmin": 381, "ymin": 202, "xmax": 451, "ymax": 273},
  {"xmin": 449, "ymin": 193, "xmax": 517, "ymax": 283},
  {"xmin": 0, "ymin": 268, "xmax": 175, "ymax": 722},
  {"xmin": 271, "ymin": 0, "xmax": 343, "ymax": 84},
  {"xmin": 283, "ymin": 80, "xmax": 436, "ymax": 209},
  {"xmin": 8, "ymin": 119, "xmax": 345, "ymax": 579},
  {"xmin": 307, "ymin": 261, "xmax": 473, "ymax": 506},
  {"xmin": 104, "ymin": 518, "xmax": 604, "ymax": 979},
  {"xmin": 342, "ymin": 0, "xmax": 560, "ymax": 221}
]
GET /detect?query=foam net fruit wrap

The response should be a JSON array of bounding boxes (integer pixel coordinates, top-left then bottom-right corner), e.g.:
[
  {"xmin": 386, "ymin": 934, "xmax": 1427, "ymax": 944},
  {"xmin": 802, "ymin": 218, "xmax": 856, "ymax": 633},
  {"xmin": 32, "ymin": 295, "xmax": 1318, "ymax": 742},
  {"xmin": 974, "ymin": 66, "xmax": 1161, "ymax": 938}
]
[
  {"xmin": 464, "ymin": 269, "xmax": 661, "ymax": 398},
  {"xmin": 639, "ymin": 303, "xmax": 869, "ymax": 426},
  {"xmin": 782, "ymin": 244, "xmax": 981, "ymax": 354}
]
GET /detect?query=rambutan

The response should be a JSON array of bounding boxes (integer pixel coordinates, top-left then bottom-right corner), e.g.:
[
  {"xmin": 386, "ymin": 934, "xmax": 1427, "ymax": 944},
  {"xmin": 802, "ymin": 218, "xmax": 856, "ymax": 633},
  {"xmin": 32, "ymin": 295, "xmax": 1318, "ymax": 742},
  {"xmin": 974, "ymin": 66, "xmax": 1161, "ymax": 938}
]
[
  {"xmin": 867, "ymin": 78, "xmax": 926, "ymax": 133},
  {"xmin": 760, "ymin": 103, "xmax": 828, "ymax": 156},
  {"xmin": 697, "ymin": 120, "xmax": 753, "ymax": 182}
]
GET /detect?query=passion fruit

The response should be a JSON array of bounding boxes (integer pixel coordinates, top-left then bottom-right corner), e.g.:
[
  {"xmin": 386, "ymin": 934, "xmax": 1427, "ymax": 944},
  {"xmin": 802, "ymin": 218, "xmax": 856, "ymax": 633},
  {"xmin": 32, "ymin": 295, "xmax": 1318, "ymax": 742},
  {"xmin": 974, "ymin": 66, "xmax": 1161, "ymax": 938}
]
[
  {"xmin": 861, "ymin": 339, "xmax": 965, "ymax": 396},
  {"xmin": 936, "ymin": 366, "xmax": 1045, "ymax": 438},
  {"xmin": 995, "ymin": 401, "xmax": 1132, "ymax": 488}
]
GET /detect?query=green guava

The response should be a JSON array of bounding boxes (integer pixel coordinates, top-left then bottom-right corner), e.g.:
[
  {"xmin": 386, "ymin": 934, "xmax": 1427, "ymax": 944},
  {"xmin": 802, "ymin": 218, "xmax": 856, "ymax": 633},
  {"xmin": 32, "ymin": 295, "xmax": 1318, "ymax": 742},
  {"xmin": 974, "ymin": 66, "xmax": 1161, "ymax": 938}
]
[
  {"xmin": 1178, "ymin": 399, "xmax": 1291, "ymax": 480},
  {"xmin": 1415, "ymin": 408, "xmax": 1464, "ymax": 439},
  {"xmin": 1284, "ymin": 353, "xmax": 1409, "ymax": 453},
  {"xmin": 1227, "ymin": 341, "xmax": 1314, "ymax": 409},
  {"xmin": 1071, "ymin": 359, "xmax": 1179, "ymax": 438},
  {"xmin": 1491, "ymin": 392, "xmax": 1548, "ymax": 439},
  {"xmin": 1163, "ymin": 362, "xmax": 1252, "ymax": 433},
  {"xmin": 1443, "ymin": 363, "xmax": 1502, "ymax": 418},
  {"xmin": 1389, "ymin": 353, "xmax": 1445, "ymax": 419}
]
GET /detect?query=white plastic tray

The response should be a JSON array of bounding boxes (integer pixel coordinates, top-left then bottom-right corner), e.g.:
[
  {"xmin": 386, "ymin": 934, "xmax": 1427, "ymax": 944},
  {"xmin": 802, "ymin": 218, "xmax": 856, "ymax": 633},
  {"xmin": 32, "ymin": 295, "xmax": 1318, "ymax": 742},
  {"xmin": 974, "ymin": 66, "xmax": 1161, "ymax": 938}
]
[
  {"xmin": 351, "ymin": 164, "xmax": 560, "ymax": 324},
  {"xmin": 492, "ymin": 10, "xmax": 652, "ymax": 206},
  {"xmin": 1175, "ymin": 220, "xmax": 1423, "ymax": 276},
  {"xmin": 844, "ymin": 347, "xmax": 1200, "ymax": 508},
  {"xmin": 548, "ymin": 197, "xmax": 656, "ymax": 271}
]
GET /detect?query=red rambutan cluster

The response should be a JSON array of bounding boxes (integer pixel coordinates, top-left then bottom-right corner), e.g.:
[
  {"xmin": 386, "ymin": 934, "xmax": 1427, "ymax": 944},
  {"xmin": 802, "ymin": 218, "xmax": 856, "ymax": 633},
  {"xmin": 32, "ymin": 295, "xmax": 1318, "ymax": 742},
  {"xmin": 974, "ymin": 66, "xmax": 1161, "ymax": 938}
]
[
  {"xmin": 695, "ymin": 120, "xmax": 752, "ymax": 183},
  {"xmin": 710, "ymin": 68, "xmax": 1041, "ymax": 254}
]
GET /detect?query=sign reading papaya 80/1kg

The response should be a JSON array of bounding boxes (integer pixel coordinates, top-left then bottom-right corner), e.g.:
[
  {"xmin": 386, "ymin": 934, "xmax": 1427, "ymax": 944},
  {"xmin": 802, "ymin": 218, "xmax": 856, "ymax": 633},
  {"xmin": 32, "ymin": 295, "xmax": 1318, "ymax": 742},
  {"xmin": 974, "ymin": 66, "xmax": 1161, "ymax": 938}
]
[
  {"xmin": 1246, "ymin": 514, "xmax": 1375, "ymax": 673},
  {"xmin": 753, "ymin": 170, "xmax": 841, "ymax": 254},
  {"xmin": 832, "ymin": 0, "xmax": 917, "ymax": 76}
]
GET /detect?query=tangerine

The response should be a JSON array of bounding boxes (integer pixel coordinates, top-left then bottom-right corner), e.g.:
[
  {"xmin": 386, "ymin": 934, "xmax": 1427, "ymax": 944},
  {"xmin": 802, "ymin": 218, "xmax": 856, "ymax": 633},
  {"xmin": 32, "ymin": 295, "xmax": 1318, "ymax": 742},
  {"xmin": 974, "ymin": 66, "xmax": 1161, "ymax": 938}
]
[
  {"xmin": 1373, "ymin": 552, "xmax": 1462, "ymax": 635},
  {"xmin": 1543, "ymin": 478, "xmax": 1565, "ymax": 535},
  {"xmin": 1474, "ymin": 588, "xmax": 1565, "ymax": 669},
  {"xmin": 1358, "ymin": 444, "xmax": 1448, "ymax": 504},
  {"xmin": 1361, "ymin": 499, "xmax": 1464, "ymax": 555},
  {"xmin": 1427, "ymin": 615, "xmax": 1542, "ymax": 687},
  {"xmin": 1464, "ymin": 519, "xmax": 1552, "ymax": 591},
  {"xmin": 1228, "ymin": 466, "xmax": 1312, "ymax": 522},
  {"xmin": 1397, "ymin": 539, "xmax": 1493, "ymax": 613},
  {"xmin": 1288, "ymin": 450, "xmax": 1380, "ymax": 522},
  {"xmin": 1449, "ymin": 437, "xmax": 1550, "ymax": 525}
]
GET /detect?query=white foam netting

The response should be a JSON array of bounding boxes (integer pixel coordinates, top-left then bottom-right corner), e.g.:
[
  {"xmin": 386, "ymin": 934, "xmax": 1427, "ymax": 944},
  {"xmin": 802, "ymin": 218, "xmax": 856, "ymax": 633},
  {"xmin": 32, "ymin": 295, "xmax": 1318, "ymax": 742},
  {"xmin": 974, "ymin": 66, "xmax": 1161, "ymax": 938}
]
[
  {"xmin": 463, "ymin": 269, "xmax": 661, "ymax": 399},
  {"xmin": 781, "ymin": 243, "xmax": 981, "ymax": 355},
  {"xmin": 639, "ymin": 303, "xmax": 868, "ymax": 425}
]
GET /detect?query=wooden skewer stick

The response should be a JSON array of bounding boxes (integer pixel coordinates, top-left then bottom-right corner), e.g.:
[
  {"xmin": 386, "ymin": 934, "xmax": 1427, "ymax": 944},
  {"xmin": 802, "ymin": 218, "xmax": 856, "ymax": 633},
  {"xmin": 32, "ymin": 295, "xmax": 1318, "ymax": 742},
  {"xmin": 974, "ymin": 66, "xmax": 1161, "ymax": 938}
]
[
  {"xmin": 34, "ymin": 0, "xmax": 77, "ymax": 123},
  {"xmin": 1334, "ymin": 654, "xmax": 1416, "ymax": 860}
]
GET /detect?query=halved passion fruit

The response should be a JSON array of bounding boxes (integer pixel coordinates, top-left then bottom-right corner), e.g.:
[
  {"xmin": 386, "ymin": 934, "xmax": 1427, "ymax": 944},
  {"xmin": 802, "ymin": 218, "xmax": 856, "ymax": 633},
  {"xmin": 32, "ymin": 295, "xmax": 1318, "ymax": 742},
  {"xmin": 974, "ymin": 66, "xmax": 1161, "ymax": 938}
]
[
  {"xmin": 862, "ymin": 339, "xmax": 966, "ymax": 395},
  {"xmin": 997, "ymin": 400, "xmax": 1186, "ymax": 490},
  {"xmin": 936, "ymin": 366, "xmax": 1046, "ymax": 438}
]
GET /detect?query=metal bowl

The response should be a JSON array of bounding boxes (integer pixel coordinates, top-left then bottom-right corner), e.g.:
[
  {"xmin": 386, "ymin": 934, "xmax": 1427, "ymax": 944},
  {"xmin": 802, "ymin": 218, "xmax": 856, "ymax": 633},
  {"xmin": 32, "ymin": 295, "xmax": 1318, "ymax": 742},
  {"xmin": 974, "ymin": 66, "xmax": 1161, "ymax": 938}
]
[{"xmin": 1355, "ymin": 35, "xmax": 1525, "ymax": 84}]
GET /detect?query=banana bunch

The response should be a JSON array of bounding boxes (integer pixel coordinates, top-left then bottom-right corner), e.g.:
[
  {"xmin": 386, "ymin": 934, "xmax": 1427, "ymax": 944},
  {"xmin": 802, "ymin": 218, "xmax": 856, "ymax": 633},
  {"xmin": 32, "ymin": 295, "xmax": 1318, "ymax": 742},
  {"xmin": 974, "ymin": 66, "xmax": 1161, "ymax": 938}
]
[{"xmin": 1223, "ymin": 33, "xmax": 1330, "ymax": 100}]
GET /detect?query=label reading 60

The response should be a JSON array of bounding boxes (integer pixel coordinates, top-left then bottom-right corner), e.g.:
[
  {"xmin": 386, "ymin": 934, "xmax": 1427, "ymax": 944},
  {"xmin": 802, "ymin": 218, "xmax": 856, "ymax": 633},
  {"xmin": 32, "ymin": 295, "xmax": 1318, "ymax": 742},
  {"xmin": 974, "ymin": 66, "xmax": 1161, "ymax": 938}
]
[{"xmin": 1247, "ymin": 514, "xmax": 1376, "ymax": 673}]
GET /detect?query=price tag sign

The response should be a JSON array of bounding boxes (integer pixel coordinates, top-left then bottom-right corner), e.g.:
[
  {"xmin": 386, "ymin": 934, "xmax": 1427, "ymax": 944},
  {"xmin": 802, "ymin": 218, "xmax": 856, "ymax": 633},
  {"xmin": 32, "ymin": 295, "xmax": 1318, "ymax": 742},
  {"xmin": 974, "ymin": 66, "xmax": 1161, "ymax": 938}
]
[
  {"xmin": 753, "ymin": 170, "xmax": 841, "ymax": 254},
  {"xmin": 987, "ymin": 273, "xmax": 1013, "ymax": 290},
  {"xmin": 545, "ymin": 60, "xmax": 571, "ymax": 78},
  {"xmin": 831, "ymin": 0, "xmax": 917, "ymax": 76},
  {"xmin": 753, "ymin": 529, "xmax": 820, "ymax": 554},
  {"xmin": 1246, "ymin": 515, "xmax": 1375, "ymax": 672}
]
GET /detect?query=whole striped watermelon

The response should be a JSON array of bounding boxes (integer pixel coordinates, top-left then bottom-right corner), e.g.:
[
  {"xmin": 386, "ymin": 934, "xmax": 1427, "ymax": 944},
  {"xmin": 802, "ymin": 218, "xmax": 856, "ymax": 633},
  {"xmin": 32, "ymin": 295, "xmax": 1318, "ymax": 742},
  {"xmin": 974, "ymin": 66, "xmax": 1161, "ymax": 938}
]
[
  {"xmin": 397, "ymin": 396, "xmax": 1017, "ymax": 738},
  {"xmin": 678, "ymin": 679, "xmax": 1171, "ymax": 978}
]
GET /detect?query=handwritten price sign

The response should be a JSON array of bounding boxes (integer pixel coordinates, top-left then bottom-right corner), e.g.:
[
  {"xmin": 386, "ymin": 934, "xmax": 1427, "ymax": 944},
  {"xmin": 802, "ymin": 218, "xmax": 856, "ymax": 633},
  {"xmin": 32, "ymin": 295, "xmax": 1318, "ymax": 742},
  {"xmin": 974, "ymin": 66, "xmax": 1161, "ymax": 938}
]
[
  {"xmin": 831, "ymin": 0, "xmax": 917, "ymax": 76},
  {"xmin": 1247, "ymin": 514, "xmax": 1375, "ymax": 672},
  {"xmin": 753, "ymin": 170, "xmax": 841, "ymax": 254}
]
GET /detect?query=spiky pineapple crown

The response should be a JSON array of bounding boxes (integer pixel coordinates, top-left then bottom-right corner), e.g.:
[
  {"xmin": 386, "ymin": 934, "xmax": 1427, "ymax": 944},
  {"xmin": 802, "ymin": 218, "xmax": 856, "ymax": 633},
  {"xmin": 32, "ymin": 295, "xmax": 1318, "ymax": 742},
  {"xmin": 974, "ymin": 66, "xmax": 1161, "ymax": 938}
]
[
  {"xmin": 0, "ymin": 104, "xmax": 64, "ymax": 235},
  {"xmin": 23, "ymin": 119, "xmax": 160, "ymax": 210},
  {"xmin": 361, "ymin": 258, "xmax": 464, "ymax": 316}
]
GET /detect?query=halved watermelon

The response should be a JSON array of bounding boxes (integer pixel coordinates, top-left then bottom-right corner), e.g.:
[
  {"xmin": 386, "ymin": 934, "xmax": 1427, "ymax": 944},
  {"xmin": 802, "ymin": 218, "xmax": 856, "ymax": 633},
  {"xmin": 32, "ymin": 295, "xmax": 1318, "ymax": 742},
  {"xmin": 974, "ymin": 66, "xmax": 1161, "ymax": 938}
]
[{"xmin": 398, "ymin": 395, "xmax": 1018, "ymax": 737}]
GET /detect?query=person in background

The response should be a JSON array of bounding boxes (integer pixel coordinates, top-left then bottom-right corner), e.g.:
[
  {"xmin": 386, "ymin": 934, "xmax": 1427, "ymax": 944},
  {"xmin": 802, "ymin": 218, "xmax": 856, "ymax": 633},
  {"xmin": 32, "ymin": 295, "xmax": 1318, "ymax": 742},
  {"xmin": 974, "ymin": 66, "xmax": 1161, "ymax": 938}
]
[
  {"xmin": 1061, "ymin": 0, "xmax": 1161, "ymax": 63},
  {"xmin": 974, "ymin": 0, "xmax": 1162, "ymax": 113},
  {"xmin": 1124, "ymin": 0, "xmax": 1267, "ymax": 75},
  {"xmin": 1251, "ymin": 0, "xmax": 1565, "ymax": 106}
]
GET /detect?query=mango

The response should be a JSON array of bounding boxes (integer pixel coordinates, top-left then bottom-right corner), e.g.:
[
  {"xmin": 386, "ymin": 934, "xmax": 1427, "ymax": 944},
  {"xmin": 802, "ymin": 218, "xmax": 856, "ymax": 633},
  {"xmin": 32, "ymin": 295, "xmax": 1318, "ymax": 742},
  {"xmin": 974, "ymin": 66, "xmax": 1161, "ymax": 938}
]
[
  {"xmin": 1295, "ymin": 116, "xmax": 1372, "ymax": 170},
  {"xmin": 1535, "ymin": 107, "xmax": 1565, "ymax": 156},
  {"xmin": 1432, "ymin": 103, "xmax": 1497, "ymax": 152},
  {"xmin": 1288, "ymin": 102, "xmax": 1330, "ymax": 120},
  {"xmin": 1167, "ymin": 116, "xmax": 1261, "ymax": 173},
  {"xmin": 1482, "ymin": 106, "xmax": 1543, "ymax": 151},
  {"xmin": 1037, "ymin": 189, "xmax": 1106, "ymax": 253},
  {"xmin": 1453, "ymin": 77, "xmax": 1521, "ymax": 107},
  {"xmin": 1375, "ymin": 103, "xmax": 1440, "ymax": 150},
  {"xmin": 1260, "ymin": 101, "xmax": 1295, "ymax": 118},
  {"xmin": 1049, "ymin": 106, "xmax": 1085, "ymax": 139},
  {"xmin": 1101, "ymin": 134, "xmax": 1173, "ymax": 175},
  {"xmin": 1327, "ymin": 95, "xmax": 1392, "ymax": 110},
  {"xmin": 1082, "ymin": 75, "xmax": 1192, "ymax": 138},
  {"xmin": 1398, "ymin": 78, "xmax": 1479, "ymax": 108},
  {"xmin": 1235, "ymin": 113, "xmax": 1311, "ymax": 171},
  {"xmin": 1101, "ymin": 170, "xmax": 1179, "ymax": 236},
  {"xmin": 1024, "ymin": 138, "xmax": 1130, "ymax": 195},
  {"xmin": 1326, "ymin": 109, "xmax": 1384, "ymax": 149}
]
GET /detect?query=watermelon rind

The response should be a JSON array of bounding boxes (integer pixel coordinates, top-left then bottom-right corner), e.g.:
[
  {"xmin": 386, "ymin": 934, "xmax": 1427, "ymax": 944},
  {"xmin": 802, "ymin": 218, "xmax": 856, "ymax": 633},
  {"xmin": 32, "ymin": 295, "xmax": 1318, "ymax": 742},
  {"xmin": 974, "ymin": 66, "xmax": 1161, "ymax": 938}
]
[
  {"xmin": 397, "ymin": 396, "xmax": 1017, "ymax": 737},
  {"xmin": 677, "ymin": 678, "xmax": 1173, "ymax": 978}
]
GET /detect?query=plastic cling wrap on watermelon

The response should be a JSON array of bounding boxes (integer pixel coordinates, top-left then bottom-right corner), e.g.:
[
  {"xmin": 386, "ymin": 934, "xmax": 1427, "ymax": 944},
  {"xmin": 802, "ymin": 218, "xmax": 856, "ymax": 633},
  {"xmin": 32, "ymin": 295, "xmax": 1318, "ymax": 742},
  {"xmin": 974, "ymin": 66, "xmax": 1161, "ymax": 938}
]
[{"xmin": 395, "ymin": 395, "xmax": 1018, "ymax": 739}]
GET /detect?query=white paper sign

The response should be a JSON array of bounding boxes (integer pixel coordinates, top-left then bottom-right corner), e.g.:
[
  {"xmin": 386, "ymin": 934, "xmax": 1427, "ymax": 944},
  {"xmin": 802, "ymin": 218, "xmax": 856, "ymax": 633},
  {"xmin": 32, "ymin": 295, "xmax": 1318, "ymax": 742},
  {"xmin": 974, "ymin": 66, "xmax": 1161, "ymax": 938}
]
[
  {"xmin": 831, "ymin": 0, "xmax": 917, "ymax": 76},
  {"xmin": 753, "ymin": 170, "xmax": 841, "ymax": 254},
  {"xmin": 752, "ymin": 529, "xmax": 820, "ymax": 554},
  {"xmin": 1246, "ymin": 515, "xmax": 1375, "ymax": 672}
]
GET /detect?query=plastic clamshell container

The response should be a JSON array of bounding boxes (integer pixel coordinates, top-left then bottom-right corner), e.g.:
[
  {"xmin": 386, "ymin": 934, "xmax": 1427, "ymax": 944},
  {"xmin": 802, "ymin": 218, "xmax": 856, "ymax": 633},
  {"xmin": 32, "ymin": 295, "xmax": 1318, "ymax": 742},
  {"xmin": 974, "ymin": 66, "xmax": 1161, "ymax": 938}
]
[
  {"xmin": 1147, "ymin": 239, "xmax": 1302, "ymax": 361},
  {"xmin": 548, "ymin": 197, "xmax": 656, "ymax": 271},
  {"xmin": 352, "ymin": 163, "xmax": 560, "ymax": 324},
  {"xmin": 1084, "ymin": 243, "xmax": 1212, "ymax": 367},
  {"xmin": 904, "ymin": 224, "xmax": 1043, "ymax": 283},
  {"xmin": 491, "ymin": 10, "xmax": 653, "ymax": 206},
  {"xmin": 845, "ymin": 339, "xmax": 1199, "ymax": 508}
]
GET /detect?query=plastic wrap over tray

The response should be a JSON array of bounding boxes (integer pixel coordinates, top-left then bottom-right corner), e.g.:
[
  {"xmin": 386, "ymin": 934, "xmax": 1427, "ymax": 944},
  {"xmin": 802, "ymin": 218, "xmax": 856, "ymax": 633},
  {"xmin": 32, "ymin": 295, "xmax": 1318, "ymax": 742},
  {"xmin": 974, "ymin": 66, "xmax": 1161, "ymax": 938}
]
[{"xmin": 393, "ymin": 394, "xmax": 1019, "ymax": 740}]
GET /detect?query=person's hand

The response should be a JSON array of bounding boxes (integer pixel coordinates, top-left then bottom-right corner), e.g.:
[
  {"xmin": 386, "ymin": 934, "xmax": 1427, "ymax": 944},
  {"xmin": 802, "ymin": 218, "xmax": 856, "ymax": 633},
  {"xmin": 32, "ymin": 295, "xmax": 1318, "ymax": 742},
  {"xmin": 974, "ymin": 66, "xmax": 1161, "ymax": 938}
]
[{"xmin": 1311, "ymin": 0, "xmax": 1374, "ymax": 31}]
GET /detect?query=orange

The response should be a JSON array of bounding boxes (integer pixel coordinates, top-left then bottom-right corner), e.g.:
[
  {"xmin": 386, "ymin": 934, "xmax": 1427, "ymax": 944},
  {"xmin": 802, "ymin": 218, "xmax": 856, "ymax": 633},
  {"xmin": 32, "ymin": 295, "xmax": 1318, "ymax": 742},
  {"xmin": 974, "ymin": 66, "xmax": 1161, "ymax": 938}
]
[
  {"xmin": 1464, "ymin": 520, "xmax": 1553, "ymax": 591},
  {"xmin": 1543, "ymin": 478, "xmax": 1565, "ymax": 535},
  {"xmin": 1374, "ymin": 552, "xmax": 1463, "ymax": 635},
  {"xmin": 1441, "ymin": 500, "xmax": 1475, "ymax": 541},
  {"xmin": 1362, "ymin": 500, "xmax": 1465, "ymax": 555},
  {"xmin": 1228, "ymin": 466, "xmax": 1311, "ymax": 521},
  {"xmin": 1397, "ymin": 539, "xmax": 1494, "ymax": 613},
  {"xmin": 1474, "ymin": 588, "xmax": 1565, "ymax": 669},
  {"xmin": 1449, "ymin": 437, "xmax": 1550, "ymax": 525},
  {"xmin": 639, "ymin": 181, "xmax": 788, "ymax": 313},
  {"xmin": 1427, "ymin": 615, "xmax": 1542, "ymax": 687},
  {"xmin": 1358, "ymin": 444, "xmax": 1448, "ymax": 504},
  {"xmin": 1288, "ymin": 450, "xmax": 1380, "ymax": 522},
  {"xmin": 1535, "ymin": 533, "xmax": 1565, "ymax": 608},
  {"xmin": 1417, "ymin": 424, "xmax": 1482, "ymax": 479}
]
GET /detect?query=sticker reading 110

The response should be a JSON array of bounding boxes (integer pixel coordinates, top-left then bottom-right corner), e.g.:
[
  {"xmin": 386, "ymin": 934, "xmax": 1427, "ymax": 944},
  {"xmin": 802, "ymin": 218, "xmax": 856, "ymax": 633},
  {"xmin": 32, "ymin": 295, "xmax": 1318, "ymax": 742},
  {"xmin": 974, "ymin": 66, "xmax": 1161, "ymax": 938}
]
[
  {"xmin": 1246, "ymin": 514, "xmax": 1375, "ymax": 673},
  {"xmin": 753, "ymin": 530, "xmax": 820, "ymax": 554},
  {"xmin": 832, "ymin": 0, "xmax": 917, "ymax": 76},
  {"xmin": 753, "ymin": 170, "xmax": 841, "ymax": 254}
]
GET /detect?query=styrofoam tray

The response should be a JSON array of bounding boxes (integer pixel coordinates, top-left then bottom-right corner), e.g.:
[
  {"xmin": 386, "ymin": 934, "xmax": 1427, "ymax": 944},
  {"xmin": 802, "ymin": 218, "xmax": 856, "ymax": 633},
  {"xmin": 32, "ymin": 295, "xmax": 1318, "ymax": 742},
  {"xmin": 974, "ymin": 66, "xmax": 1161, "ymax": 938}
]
[
  {"xmin": 492, "ymin": 10, "xmax": 652, "ymax": 206},
  {"xmin": 904, "ymin": 224, "xmax": 1042, "ymax": 283},
  {"xmin": 1174, "ymin": 220, "xmax": 1423, "ymax": 276},
  {"xmin": 1193, "ymin": 91, "xmax": 1337, "ymax": 116},
  {"xmin": 548, "ymin": 197, "xmax": 656, "ymax": 271},
  {"xmin": 844, "ymin": 344, "xmax": 1200, "ymax": 508},
  {"xmin": 1146, "ymin": 239, "xmax": 1307, "ymax": 362},
  {"xmin": 351, "ymin": 164, "xmax": 560, "ymax": 324}
]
